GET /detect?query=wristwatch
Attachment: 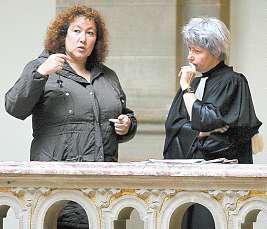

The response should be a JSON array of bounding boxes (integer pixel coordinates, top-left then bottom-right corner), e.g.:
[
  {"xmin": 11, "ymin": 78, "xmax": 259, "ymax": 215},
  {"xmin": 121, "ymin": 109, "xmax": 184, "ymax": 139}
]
[
  {"xmin": 33, "ymin": 71, "xmax": 48, "ymax": 80},
  {"xmin": 182, "ymin": 87, "xmax": 194, "ymax": 95}
]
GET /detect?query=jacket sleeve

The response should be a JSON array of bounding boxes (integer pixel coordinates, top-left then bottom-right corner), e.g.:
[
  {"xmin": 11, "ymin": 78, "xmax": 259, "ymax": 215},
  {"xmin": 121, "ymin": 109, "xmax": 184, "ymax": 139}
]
[
  {"xmin": 5, "ymin": 60, "xmax": 48, "ymax": 120},
  {"xmin": 191, "ymin": 75, "xmax": 262, "ymax": 137},
  {"xmin": 105, "ymin": 69, "xmax": 137, "ymax": 143},
  {"xmin": 118, "ymin": 105, "xmax": 137, "ymax": 143},
  {"xmin": 116, "ymin": 82, "xmax": 137, "ymax": 143}
]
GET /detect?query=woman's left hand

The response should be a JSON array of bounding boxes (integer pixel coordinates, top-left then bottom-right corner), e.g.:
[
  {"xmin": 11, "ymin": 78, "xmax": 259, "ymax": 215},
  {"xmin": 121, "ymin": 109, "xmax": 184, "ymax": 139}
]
[
  {"xmin": 198, "ymin": 125, "xmax": 229, "ymax": 138},
  {"xmin": 109, "ymin": 114, "xmax": 131, "ymax": 135}
]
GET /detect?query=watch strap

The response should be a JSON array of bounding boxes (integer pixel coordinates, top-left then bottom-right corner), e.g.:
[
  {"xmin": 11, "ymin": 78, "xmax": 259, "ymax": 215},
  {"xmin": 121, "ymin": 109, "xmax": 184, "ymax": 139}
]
[
  {"xmin": 182, "ymin": 87, "xmax": 195, "ymax": 95},
  {"xmin": 33, "ymin": 71, "xmax": 48, "ymax": 80}
]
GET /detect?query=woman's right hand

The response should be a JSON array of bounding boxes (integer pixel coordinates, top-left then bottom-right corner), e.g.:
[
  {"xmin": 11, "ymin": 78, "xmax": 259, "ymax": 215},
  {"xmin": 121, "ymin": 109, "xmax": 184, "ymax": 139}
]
[
  {"xmin": 37, "ymin": 54, "xmax": 70, "ymax": 76},
  {"xmin": 179, "ymin": 63, "xmax": 196, "ymax": 90}
]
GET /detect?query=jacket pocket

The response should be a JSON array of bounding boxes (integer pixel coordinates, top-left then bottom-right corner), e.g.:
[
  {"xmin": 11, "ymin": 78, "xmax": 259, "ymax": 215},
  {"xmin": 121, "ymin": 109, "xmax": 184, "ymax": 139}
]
[{"xmin": 34, "ymin": 81, "xmax": 75, "ymax": 124}]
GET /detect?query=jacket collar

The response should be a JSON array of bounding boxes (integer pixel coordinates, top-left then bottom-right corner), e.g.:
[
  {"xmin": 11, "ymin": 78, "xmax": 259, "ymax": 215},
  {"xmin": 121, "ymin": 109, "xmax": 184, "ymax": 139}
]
[
  {"xmin": 38, "ymin": 50, "xmax": 103, "ymax": 84},
  {"xmin": 59, "ymin": 61, "xmax": 103, "ymax": 84}
]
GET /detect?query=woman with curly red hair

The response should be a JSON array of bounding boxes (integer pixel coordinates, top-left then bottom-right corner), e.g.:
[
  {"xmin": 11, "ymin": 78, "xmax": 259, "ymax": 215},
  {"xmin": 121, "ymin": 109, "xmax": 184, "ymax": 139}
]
[{"xmin": 5, "ymin": 5, "xmax": 137, "ymax": 228}]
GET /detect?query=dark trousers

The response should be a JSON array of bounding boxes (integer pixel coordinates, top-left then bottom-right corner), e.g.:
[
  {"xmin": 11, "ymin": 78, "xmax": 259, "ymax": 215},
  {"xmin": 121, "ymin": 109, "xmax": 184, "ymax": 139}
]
[
  {"xmin": 57, "ymin": 201, "xmax": 89, "ymax": 229},
  {"xmin": 182, "ymin": 204, "xmax": 215, "ymax": 229},
  {"xmin": 57, "ymin": 223, "xmax": 88, "ymax": 229}
]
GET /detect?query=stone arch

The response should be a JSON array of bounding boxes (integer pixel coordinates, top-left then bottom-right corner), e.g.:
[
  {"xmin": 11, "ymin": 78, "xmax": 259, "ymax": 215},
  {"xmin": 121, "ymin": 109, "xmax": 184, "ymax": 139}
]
[
  {"xmin": 0, "ymin": 194, "xmax": 25, "ymax": 229},
  {"xmin": 31, "ymin": 189, "xmax": 99, "ymax": 229},
  {"xmin": 230, "ymin": 196, "xmax": 267, "ymax": 229},
  {"xmin": 102, "ymin": 195, "xmax": 155, "ymax": 229},
  {"xmin": 159, "ymin": 191, "xmax": 227, "ymax": 229}
]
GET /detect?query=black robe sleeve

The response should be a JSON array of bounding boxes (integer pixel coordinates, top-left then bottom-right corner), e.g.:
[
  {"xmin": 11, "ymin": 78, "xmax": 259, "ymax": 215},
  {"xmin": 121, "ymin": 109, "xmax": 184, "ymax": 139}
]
[
  {"xmin": 191, "ymin": 74, "xmax": 261, "ymax": 139},
  {"xmin": 163, "ymin": 79, "xmax": 200, "ymax": 159}
]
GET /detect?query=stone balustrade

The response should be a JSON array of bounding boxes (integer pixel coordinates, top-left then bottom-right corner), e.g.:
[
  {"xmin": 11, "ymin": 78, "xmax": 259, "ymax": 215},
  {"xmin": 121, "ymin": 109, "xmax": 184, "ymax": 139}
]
[{"xmin": 0, "ymin": 160, "xmax": 267, "ymax": 229}]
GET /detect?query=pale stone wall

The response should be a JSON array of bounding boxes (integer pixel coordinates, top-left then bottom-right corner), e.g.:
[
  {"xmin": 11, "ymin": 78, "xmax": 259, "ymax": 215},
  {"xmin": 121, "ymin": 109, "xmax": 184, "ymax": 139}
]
[
  {"xmin": 229, "ymin": 0, "xmax": 267, "ymax": 164},
  {"xmin": 0, "ymin": 0, "xmax": 56, "ymax": 161},
  {"xmin": 177, "ymin": 0, "xmax": 229, "ymax": 66}
]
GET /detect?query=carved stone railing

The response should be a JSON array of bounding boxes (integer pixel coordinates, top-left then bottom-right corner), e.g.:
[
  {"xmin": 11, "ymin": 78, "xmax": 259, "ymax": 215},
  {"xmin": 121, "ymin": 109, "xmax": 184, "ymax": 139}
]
[{"xmin": 0, "ymin": 161, "xmax": 267, "ymax": 229}]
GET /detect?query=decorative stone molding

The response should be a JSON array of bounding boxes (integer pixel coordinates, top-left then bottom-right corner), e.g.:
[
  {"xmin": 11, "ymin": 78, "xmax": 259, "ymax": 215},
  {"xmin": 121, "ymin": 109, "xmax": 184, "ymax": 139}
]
[
  {"xmin": 1, "ymin": 162, "xmax": 267, "ymax": 228},
  {"xmin": 0, "ymin": 193, "xmax": 26, "ymax": 228},
  {"xmin": 102, "ymin": 194, "xmax": 155, "ymax": 229},
  {"xmin": 136, "ymin": 188, "xmax": 176, "ymax": 211},
  {"xmin": 209, "ymin": 190, "xmax": 250, "ymax": 213},
  {"xmin": 229, "ymin": 196, "xmax": 267, "ymax": 229},
  {"xmin": 31, "ymin": 189, "xmax": 100, "ymax": 229},
  {"xmin": 11, "ymin": 187, "xmax": 51, "ymax": 197},
  {"xmin": 81, "ymin": 188, "xmax": 121, "ymax": 208},
  {"xmin": 11, "ymin": 187, "xmax": 52, "ymax": 217},
  {"xmin": 159, "ymin": 191, "xmax": 228, "ymax": 229}
]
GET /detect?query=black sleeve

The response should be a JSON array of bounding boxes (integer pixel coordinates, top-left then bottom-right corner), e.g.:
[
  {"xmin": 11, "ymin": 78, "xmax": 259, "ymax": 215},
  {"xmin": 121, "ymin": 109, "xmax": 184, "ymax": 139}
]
[
  {"xmin": 117, "ymin": 105, "xmax": 137, "ymax": 143},
  {"xmin": 191, "ymin": 75, "xmax": 262, "ymax": 137},
  {"xmin": 116, "ymin": 85, "xmax": 137, "ymax": 143},
  {"xmin": 163, "ymin": 87, "xmax": 198, "ymax": 158},
  {"xmin": 5, "ymin": 60, "xmax": 47, "ymax": 120}
]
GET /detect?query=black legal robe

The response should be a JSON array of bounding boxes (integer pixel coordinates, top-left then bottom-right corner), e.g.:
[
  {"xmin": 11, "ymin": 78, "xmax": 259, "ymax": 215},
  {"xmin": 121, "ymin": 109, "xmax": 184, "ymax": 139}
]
[
  {"xmin": 164, "ymin": 62, "xmax": 262, "ymax": 163},
  {"xmin": 163, "ymin": 62, "xmax": 262, "ymax": 229}
]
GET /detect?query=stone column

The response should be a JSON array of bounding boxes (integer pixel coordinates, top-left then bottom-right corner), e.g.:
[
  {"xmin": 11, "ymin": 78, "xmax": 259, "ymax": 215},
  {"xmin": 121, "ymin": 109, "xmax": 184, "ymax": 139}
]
[{"xmin": 178, "ymin": 0, "xmax": 230, "ymax": 67}]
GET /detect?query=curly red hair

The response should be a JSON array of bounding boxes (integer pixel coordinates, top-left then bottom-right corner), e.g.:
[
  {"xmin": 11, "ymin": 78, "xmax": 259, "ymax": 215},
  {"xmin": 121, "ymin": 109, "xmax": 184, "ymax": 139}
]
[{"xmin": 44, "ymin": 5, "xmax": 108, "ymax": 64}]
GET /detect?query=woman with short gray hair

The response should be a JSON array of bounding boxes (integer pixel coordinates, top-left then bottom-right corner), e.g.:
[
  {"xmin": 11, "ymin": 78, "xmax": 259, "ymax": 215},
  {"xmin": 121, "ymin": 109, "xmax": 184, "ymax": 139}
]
[
  {"xmin": 163, "ymin": 17, "xmax": 262, "ymax": 229},
  {"xmin": 182, "ymin": 17, "xmax": 230, "ymax": 61}
]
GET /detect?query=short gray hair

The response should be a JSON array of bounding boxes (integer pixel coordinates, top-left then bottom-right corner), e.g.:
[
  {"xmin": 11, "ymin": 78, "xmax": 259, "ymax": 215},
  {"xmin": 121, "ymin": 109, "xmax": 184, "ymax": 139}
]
[{"xmin": 182, "ymin": 17, "xmax": 230, "ymax": 61}]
